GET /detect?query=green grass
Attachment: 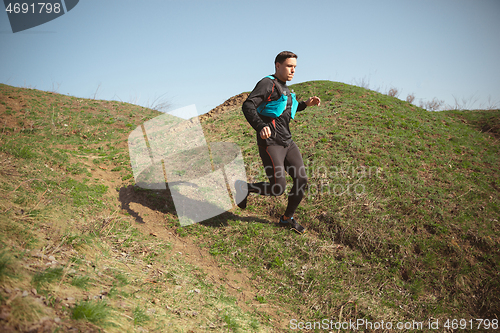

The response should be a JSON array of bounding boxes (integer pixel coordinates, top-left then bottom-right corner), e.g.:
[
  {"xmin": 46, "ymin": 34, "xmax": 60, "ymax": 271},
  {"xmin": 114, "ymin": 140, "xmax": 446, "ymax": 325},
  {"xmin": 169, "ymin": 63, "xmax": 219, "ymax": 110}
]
[
  {"xmin": 0, "ymin": 250, "xmax": 14, "ymax": 280},
  {"xmin": 199, "ymin": 80, "xmax": 500, "ymax": 322},
  {"xmin": 71, "ymin": 300, "xmax": 112, "ymax": 325},
  {"xmin": 114, "ymin": 272, "xmax": 128, "ymax": 286},
  {"xmin": 132, "ymin": 305, "xmax": 150, "ymax": 326},
  {"xmin": 0, "ymin": 80, "xmax": 271, "ymax": 331},
  {"xmin": 71, "ymin": 275, "xmax": 91, "ymax": 290},
  {"xmin": 32, "ymin": 267, "xmax": 64, "ymax": 288},
  {"xmin": 0, "ymin": 82, "xmax": 498, "ymax": 332},
  {"xmin": 222, "ymin": 311, "xmax": 240, "ymax": 332}
]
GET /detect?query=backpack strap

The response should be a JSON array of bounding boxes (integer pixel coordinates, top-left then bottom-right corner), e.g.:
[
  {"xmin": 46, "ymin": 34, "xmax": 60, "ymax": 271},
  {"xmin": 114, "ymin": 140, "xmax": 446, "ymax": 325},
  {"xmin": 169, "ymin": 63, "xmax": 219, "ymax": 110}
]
[
  {"xmin": 256, "ymin": 75, "xmax": 288, "ymax": 118},
  {"xmin": 264, "ymin": 75, "xmax": 284, "ymax": 101}
]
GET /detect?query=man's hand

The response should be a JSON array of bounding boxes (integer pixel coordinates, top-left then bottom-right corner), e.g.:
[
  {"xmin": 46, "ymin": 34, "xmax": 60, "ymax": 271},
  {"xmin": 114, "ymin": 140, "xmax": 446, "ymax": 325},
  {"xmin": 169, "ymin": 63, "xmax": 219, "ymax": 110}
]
[
  {"xmin": 260, "ymin": 126, "xmax": 271, "ymax": 139},
  {"xmin": 305, "ymin": 96, "xmax": 321, "ymax": 107}
]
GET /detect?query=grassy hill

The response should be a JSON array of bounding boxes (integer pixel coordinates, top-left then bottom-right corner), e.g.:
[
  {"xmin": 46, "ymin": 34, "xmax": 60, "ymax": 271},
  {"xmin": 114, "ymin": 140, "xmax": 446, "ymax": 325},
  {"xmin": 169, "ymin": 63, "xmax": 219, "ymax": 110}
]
[{"xmin": 0, "ymin": 81, "xmax": 499, "ymax": 332}]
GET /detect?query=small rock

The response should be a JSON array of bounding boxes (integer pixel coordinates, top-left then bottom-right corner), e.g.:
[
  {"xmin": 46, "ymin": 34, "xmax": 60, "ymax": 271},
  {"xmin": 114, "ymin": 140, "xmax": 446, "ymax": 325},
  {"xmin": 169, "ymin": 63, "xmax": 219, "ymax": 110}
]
[
  {"xmin": 22, "ymin": 290, "xmax": 29, "ymax": 297},
  {"xmin": 27, "ymin": 324, "xmax": 42, "ymax": 332},
  {"xmin": 48, "ymin": 256, "xmax": 55, "ymax": 261},
  {"xmin": 117, "ymin": 301, "xmax": 128, "ymax": 308},
  {"xmin": 3, "ymin": 287, "xmax": 12, "ymax": 294},
  {"xmin": 31, "ymin": 288, "xmax": 37, "ymax": 295},
  {"xmin": 0, "ymin": 305, "xmax": 11, "ymax": 320},
  {"xmin": 54, "ymin": 317, "xmax": 61, "ymax": 323}
]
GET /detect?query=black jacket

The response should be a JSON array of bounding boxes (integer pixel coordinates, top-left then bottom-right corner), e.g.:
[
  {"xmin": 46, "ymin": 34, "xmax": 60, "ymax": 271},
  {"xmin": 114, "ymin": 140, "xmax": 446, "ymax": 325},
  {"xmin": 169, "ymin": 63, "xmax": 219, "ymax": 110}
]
[{"xmin": 242, "ymin": 75, "xmax": 307, "ymax": 147}]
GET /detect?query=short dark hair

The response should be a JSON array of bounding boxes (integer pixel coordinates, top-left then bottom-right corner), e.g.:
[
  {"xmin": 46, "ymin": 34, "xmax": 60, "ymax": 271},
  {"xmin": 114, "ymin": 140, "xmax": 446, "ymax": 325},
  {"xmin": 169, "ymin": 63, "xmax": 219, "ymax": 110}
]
[{"xmin": 275, "ymin": 51, "xmax": 297, "ymax": 65}]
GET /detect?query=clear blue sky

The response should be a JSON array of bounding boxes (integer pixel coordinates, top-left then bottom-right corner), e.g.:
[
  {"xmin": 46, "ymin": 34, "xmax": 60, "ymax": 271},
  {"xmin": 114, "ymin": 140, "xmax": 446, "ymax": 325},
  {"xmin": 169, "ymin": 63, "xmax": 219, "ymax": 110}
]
[{"xmin": 1, "ymin": 0, "xmax": 499, "ymax": 116}]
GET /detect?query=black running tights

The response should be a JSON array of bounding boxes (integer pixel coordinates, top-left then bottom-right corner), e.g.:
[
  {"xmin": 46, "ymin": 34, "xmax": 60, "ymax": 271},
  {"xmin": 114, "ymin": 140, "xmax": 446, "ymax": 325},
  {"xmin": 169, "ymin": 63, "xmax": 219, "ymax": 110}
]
[{"xmin": 247, "ymin": 141, "xmax": 308, "ymax": 218}]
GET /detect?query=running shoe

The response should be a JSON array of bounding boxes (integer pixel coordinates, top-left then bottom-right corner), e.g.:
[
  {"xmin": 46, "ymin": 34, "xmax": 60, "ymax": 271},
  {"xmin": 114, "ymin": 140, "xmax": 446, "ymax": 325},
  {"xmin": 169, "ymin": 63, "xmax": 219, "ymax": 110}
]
[
  {"xmin": 279, "ymin": 215, "xmax": 306, "ymax": 234},
  {"xmin": 234, "ymin": 180, "xmax": 249, "ymax": 209}
]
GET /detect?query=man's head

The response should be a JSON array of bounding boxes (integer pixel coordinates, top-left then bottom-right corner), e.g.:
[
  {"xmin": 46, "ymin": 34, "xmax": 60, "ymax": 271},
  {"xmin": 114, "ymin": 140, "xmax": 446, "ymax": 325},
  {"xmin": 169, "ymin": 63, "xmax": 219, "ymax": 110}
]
[{"xmin": 274, "ymin": 51, "xmax": 297, "ymax": 82}]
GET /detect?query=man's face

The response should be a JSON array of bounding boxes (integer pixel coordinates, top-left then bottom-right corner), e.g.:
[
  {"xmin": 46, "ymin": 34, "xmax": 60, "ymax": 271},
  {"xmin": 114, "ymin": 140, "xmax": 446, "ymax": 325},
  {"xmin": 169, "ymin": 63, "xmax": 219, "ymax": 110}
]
[{"xmin": 275, "ymin": 57, "xmax": 297, "ymax": 82}]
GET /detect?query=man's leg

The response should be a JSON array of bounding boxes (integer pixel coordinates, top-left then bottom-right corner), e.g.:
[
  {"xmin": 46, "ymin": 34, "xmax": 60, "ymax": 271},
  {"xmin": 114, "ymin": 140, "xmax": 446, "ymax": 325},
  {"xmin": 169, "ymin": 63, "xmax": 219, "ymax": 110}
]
[
  {"xmin": 236, "ymin": 145, "xmax": 287, "ymax": 209},
  {"xmin": 247, "ymin": 145, "xmax": 288, "ymax": 196},
  {"xmin": 283, "ymin": 141, "xmax": 308, "ymax": 218}
]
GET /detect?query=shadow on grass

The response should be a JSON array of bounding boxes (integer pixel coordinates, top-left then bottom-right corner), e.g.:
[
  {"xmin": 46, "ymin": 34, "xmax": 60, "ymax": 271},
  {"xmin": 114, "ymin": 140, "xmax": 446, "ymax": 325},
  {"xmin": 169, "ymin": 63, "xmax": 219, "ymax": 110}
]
[{"xmin": 118, "ymin": 183, "xmax": 270, "ymax": 228}]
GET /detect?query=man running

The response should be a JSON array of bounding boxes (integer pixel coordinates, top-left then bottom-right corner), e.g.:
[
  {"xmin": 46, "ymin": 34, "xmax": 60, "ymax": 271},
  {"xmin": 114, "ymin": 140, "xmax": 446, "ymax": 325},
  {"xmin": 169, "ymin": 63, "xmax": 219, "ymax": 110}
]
[{"xmin": 236, "ymin": 51, "xmax": 321, "ymax": 234}]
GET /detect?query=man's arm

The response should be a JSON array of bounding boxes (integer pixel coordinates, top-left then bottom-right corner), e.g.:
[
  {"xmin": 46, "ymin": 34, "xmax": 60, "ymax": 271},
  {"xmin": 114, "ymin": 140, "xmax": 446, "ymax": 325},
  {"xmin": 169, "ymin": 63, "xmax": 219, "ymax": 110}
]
[
  {"xmin": 296, "ymin": 96, "xmax": 321, "ymax": 113},
  {"xmin": 297, "ymin": 101, "xmax": 307, "ymax": 112},
  {"xmin": 305, "ymin": 96, "xmax": 321, "ymax": 107},
  {"xmin": 305, "ymin": 96, "xmax": 321, "ymax": 106},
  {"xmin": 242, "ymin": 78, "xmax": 274, "ymax": 134}
]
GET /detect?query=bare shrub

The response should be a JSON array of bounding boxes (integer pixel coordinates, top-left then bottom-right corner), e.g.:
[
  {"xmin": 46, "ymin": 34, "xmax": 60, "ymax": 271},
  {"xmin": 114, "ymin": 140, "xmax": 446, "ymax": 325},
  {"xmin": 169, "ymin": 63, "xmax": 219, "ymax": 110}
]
[
  {"xmin": 51, "ymin": 81, "xmax": 61, "ymax": 93},
  {"xmin": 387, "ymin": 88, "xmax": 400, "ymax": 98},
  {"xmin": 419, "ymin": 98, "xmax": 445, "ymax": 111},
  {"xmin": 92, "ymin": 82, "xmax": 101, "ymax": 100},
  {"xmin": 446, "ymin": 94, "xmax": 480, "ymax": 110},
  {"xmin": 128, "ymin": 94, "xmax": 139, "ymax": 105},
  {"xmin": 448, "ymin": 94, "xmax": 500, "ymax": 110},
  {"xmin": 352, "ymin": 76, "xmax": 371, "ymax": 89},
  {"xmin": 406, "ymin": 93, "xmax": 415, "ymax": 104},
  {"xmin": 145, "ymin": 93, "xmax": 171, "ymax": 113},
  {"xmin": 483, "ymin": 96, "xmax": 500, "ymax": 110},
  {"xmin": 150, "ymin": 100, "xmax": 171, "ymax": 113},
  {"xmin": 351, "ymin": 77, "xmax": 382, "ymax": 92}
]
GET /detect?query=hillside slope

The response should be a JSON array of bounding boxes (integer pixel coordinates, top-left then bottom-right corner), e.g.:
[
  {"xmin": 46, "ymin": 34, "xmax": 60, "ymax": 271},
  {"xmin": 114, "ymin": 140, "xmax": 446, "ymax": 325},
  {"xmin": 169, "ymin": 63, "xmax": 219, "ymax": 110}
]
[
  {"xmin": 1, "ymin": 81, "xmax": 499, "ymax": 332},
  {"xmin": 0, "ymin": 84, "xmax": 278, "ymax": 332},
  {"xmin": 200, "ymin": 80, "xmax": 500, "ymax": 323}
]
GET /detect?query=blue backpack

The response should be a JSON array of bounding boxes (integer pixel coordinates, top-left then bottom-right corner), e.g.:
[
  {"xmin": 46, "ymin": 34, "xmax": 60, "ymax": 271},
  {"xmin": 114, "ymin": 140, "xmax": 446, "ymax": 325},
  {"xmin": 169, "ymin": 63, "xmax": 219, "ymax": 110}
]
[{"xmin": 256, "ymin": 75, "xmax": 299, "ymax": 119}]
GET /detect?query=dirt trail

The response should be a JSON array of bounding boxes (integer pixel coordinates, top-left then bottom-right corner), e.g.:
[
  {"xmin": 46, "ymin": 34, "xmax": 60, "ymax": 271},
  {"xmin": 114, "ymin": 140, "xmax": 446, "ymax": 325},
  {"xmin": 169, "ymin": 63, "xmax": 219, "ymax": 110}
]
[
  {"xmin": 124, "ymin": 200, "xmax": 269, "ymax": 312},
  {"xmin": 108, "ymin": 94, "xmax": 292, "ymax": 329},
  {"xmin": 0, "ymin": 88, "xmax": 292, "ymax": 330}
]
